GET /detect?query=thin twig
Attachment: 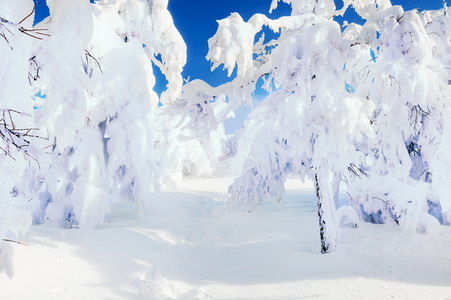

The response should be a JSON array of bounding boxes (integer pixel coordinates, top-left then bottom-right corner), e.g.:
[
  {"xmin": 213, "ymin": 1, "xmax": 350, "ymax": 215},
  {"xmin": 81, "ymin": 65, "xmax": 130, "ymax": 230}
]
[
  {"xmin": 43, "ymin": 144, "xmax": 55, "ymax": 150},
  {"xmin": 21, "ymin": 28, "xmax": 49, "ymax": 33},
  {"xmin": 20, "ymin": 28, "xmax": 50, "ymax": 37},
  {"xmin": 14, "ymin": 128, "xmax": 40, "ymax": 131},
  {"xmin": 19, "ymin": 2, "xmax": 36, "ymax": 25},
  {"xmin": 85, "ymin": 50, "xmax": 103, "ymax": 74},
  {"xmin": 19, "ymin": 30, "xmax": 43, "ymax": 40},
  {"xmin": 2, "ymin": 239, "xmax": 29, "ymax": 247},
  {"xmin": 21, "ymin": 134, "xmax": 47, "ymax": 140},
  {"xmin": 8, "ymin": 110, "xmax": 15, "ymax": 130},
  {"xmin": 0, "ymin": 32, "xmax": 9, "ymax": 44},
  {"xmin": 0, "ymin": 146, "xmax": 16, "ymax": 160}
]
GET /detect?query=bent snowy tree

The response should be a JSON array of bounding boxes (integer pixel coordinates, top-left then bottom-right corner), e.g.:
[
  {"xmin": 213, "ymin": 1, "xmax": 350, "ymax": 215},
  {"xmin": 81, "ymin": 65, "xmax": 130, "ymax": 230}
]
[
  {"xmin": 174, "ymin": 0, "xmax": 451, "ymax": 253},
  {"xmin": 220, "ymin": 0, "xmax": 375, "ymax": 253},
  {"xmin": 173, "ymin": 0, "xmax": 375, "ymax": 253},
  {"xmin": 175, "ymin": 0, "xmax": 377, "ymax": 253}
]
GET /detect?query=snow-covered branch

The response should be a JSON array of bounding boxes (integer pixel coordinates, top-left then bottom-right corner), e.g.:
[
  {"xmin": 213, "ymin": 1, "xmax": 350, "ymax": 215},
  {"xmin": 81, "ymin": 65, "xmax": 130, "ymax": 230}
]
[{"xmin": 0, "ymin": 2, "xmax": 49, "ymax": 49}]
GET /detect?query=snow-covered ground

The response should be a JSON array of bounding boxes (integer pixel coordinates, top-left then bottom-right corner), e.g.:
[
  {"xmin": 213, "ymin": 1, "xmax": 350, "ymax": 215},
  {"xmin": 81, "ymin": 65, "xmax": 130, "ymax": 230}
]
[{"xmin": 1, "ymin": 177, "xmax": 451, "ymax": 299}]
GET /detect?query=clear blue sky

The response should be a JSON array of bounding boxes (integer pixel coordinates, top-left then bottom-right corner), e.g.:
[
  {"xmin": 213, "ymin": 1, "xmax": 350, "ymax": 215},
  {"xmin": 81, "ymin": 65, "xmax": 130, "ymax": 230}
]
[{"xmin": 33, "ymin": 0, "xmax": 446, "ymax": 132}]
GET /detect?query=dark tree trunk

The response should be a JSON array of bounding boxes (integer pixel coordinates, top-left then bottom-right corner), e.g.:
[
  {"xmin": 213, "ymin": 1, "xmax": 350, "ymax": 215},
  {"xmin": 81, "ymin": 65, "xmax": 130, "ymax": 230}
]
[{"xmin": 315, "ymin": 173, "xmax": 329, "ymax": 254}]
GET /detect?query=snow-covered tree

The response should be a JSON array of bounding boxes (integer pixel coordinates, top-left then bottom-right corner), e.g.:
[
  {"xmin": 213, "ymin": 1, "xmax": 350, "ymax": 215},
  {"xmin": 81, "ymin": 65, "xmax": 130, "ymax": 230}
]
[
  {"xmin": 173, "ymin": 0, "xmax": 373, "ymax": 253},
  {"xmin": 20, "ymin": 0, "xmax": 187, "ymax": 228},
  {"xmin": 223, "ymin": 0, "xmax": 377, "ymax": 253},
  {"xmin": 2, "ymin": 0, "xmax": 221, "ymax": 277},
  {"xmin": 175, "ymin": 0, "xmax": 451, "ymax": 252},
  {"xmin": 342, "ymin": 3, "xmax": 451, "ymax": 231},
  {"xmin": 0, "ymin": 0, "xmax": 197, "ymax": 275},
  {"xmin": 0, "ymin": 0, "xmax": 228, "ymax": 237}
]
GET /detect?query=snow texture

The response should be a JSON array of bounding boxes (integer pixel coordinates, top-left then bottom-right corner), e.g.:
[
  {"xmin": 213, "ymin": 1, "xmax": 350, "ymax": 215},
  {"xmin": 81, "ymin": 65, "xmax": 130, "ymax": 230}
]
[
  {"xmin": 2, "ymin": 0, "xmax": 451, "ymax": 281},
  {"xmin": 1, "ymin": 178, "xmax": 450, "ymax": 299}
]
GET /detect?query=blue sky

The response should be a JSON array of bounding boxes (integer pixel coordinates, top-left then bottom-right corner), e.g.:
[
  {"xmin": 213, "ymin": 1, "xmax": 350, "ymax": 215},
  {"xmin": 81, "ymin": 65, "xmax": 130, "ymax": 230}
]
[{"xmin": 34, "ymin": 0, "xmax": 446, "ymax": 132}]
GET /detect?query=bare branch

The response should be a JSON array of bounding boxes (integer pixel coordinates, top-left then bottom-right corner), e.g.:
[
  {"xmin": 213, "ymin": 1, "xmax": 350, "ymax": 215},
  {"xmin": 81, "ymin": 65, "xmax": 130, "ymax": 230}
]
[
  {"xmin": 19, "ymin": 29, "xmax": 43, "ymax": 40},
  {"xmin": 43, "ymin": 144, "xmax": 55, "ymax": 150},
  {"xmin": 348, "ymin": 163, "xmax": 370, "ymax": 179},
  {"xmin": 19, "ymin": 27, "xmax": 50, "ymax": 39},
  {"xmin": 0, "ymin": 109, "xmax": 45, "ymax": 169},
  {"xmin": 8, "ymin": 110, "xmax": 15, "ymax": 130},
  {"xmin": 0, "ymin": 146, "xmax": 16, "ymax": 160},
  {"xmin": 85, "ymin": 50, "xmax": 104, "ymax": 74},
  {"xmin": 389, "ymin": 75, "xmax": 401, "ymax": 95},
  {"xmin": 19, "ymin": 2, "xmax": 36, "ymax": 25},
  {"xmin": 0, "ymin": 3, "xmax": 50, "ymax": 47},
  {"xmin": 2, "ymin": 239, "xmax": 29, "ymax": 247}
]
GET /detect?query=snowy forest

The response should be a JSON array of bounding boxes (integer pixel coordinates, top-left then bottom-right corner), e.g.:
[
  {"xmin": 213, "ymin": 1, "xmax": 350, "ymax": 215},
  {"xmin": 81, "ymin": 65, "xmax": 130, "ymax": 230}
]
[{"xmin": 1, "ymin": 0, "xmax": 451, "ymax": 298}]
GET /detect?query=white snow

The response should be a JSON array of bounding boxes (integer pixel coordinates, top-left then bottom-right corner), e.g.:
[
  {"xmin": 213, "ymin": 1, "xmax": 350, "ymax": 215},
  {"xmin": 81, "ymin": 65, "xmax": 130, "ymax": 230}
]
[
  {"xmin": 1, "ymin": 1, "xmax": 451, "ymax": 298},
  {"xmin": 1, "ymin": 177, "xmax": 450, "ymax": 299}
]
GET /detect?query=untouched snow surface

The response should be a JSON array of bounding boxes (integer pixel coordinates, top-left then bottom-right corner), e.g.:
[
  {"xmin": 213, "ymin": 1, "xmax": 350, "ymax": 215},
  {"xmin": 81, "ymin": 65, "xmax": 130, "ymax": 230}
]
[{"xmin": 1, "ymin": 177, "xmax": 451, "ymax": 299}]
